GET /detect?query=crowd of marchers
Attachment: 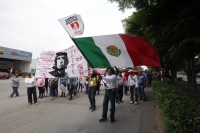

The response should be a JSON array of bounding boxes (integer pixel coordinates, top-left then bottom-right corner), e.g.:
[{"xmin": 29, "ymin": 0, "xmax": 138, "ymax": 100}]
[{"xmin": 9, "ymin": 67, "xmax": 168, "ymax": 123}]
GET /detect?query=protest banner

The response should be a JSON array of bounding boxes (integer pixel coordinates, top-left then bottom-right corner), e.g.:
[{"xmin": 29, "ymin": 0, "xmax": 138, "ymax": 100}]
[{"xmin": 35, "ymin": 45, "xmax": 88, "ymax": 78}]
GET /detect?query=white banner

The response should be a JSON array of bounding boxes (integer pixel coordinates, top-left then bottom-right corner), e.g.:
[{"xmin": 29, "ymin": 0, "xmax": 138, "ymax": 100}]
[
  {"xmin": 35, "ymin": 45, "xmax": 88, "ymax": 78},
  {"xmin": 58, "ymin": 14, "xmax": 84, "ymax": 38}
]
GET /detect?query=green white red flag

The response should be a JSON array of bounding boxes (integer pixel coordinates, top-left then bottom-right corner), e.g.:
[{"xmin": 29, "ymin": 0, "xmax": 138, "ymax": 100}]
[{"xmin": 73, "ymin": 34, "xmax": 161, "ymax": 68}]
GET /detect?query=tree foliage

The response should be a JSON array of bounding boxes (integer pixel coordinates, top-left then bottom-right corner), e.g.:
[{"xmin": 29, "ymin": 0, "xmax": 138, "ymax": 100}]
[{"xmin": 109, "ymin": 0, "xmax": 200, "ymax": 91}]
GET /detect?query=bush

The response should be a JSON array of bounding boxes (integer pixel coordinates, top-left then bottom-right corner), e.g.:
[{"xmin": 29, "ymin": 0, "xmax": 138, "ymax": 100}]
[{"xmin": 152, "ymin": 79, "xmax": 200, "ymax": 133}]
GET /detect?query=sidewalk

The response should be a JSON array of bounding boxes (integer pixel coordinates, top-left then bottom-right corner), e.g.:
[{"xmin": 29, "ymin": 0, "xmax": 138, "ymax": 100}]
[{"xmin": 0, "ymin": 81, "xmax": 161, "ymax": 133}]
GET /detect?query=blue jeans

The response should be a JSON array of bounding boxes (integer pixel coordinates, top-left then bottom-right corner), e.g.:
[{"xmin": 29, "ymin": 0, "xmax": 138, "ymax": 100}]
[
  {"xmin": 138, "ymin": 85, "xmax": 146, "ymax": 100},
  {"xmin": 10, "ymin": 87, "xmax": 19, "ymax": 97},
  {"xmin": 130, "ymin": 85, "xmax": 138, "ymax": 102},
  {"xmin": 118, "ymin": 85, "xmax": 123, "ymax": 102},
  {"xmin": 88, "ymin": 87, "xmax": 96, "ymax": 109},
  {"xmin": 102, "ymin": 89, "xmax": 116, "ymax": 120}
]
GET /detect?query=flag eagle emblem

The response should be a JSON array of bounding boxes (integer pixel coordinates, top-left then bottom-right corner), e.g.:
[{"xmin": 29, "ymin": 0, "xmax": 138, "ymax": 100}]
[{"xmin": 106, "ymin": 45, "xmax": 121, "ymax": 57}]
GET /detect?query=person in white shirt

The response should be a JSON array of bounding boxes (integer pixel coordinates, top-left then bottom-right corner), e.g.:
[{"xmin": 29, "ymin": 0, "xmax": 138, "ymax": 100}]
[
  {"xmin": 127, "ymin": 70, "xmax": 138, "ymax": 105},
  {"xmin": 99, "ymin": 67, "xmax": 116, "ymax": 123},
  {"xmin": 25, "ymin": 73, "xmax": 38, "ymax": 105}
]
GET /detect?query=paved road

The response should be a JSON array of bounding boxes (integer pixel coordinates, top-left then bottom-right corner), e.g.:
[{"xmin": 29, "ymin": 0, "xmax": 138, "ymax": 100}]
[{"xmin": 0, "ymin": 79, "xmax": 161, "ymax": 133}]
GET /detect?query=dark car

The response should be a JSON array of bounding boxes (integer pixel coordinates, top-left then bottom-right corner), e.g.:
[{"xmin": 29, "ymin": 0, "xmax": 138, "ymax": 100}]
[{"xmin": 0, "ymin": 72, "xmax": 11, "ymax": 79}]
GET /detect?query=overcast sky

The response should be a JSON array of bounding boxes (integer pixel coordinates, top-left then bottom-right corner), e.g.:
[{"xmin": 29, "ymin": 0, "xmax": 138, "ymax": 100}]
[{"xmin": 0, "ymin": 0, "xmax": 135, "ymax": 59}]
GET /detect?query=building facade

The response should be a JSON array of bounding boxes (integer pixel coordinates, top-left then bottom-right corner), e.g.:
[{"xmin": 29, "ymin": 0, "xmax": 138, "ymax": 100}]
[{"xmin": 0, "ymin": 46, "xmax": 32, "ymax": 73}]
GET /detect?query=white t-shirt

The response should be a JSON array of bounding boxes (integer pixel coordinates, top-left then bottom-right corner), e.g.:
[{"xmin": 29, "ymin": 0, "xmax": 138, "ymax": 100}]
[
  {"xmin": 103, "ymin": 74, "xmax": 116, "ymax": 89},
  {"xmin": 128, "ymin": 75, "xmax": 138, "ymax": 87}
]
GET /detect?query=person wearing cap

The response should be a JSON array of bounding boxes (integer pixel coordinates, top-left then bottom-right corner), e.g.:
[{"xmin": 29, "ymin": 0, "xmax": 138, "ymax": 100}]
[
  {"xmin": 127, "ymin": 70, "xmax": 138, "ymax": 105},
  {"xmin": 99, "ymin": 67, "xmax": 116, "ymax": 123},
  {"xmin": 25, "ymin": 73, "xmax": 38, "ymax": 105},
  {"xmin": 10, "ymin": 74, "xmax": 20, "ymax": 98}
]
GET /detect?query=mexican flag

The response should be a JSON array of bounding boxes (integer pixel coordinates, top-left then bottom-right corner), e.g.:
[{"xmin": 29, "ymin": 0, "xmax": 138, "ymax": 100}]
[{"xmin": 73, "ymin": 34, "xmax": 161, "ymax": 68}]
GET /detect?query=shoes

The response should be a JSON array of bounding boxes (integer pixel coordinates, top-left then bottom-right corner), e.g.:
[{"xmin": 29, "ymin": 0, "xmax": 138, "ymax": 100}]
[
  {"xmin": 116, "ymin": 101, "xmax": 120, "ymax": 104},
  {"xmin": 134, "ymin": 101, "xmax": 138, "ymax": 105},
  {"xmin": 139, "ymin": 98, "xmax": 143, "ymax": 100},
  {"xmin": 68, "ymin": 98, "xmax": 73, "ymax": 101},
  {"xmin": 73, "ymin": 96, "xmax": 76, "ymax": 99},
  {"xmin": 120, "ymin": 101, "xmax": 124, "ymax": 103},
  {"xmin": 130, "ymin": 101, "xmax": 134, "ymax": 104},
  {"xmin": 9, "ymin": 96, "xmax": 13, "ymax": 98},
  {"xmin": 99, "ymin": 118, "xmax": 108, "ymax": 123},
  {"xmin": 35, "ymin": 103, "xmax": 38, "ymax": 105},
  {"xmin": 91, "ymin": 108, "xmax": 95, "ymax": 112},
  {"xmin": 28, "ymin": 103, "xmax": 32, "ymax": 105},
  {"xmin": 143, "ymin": 99, "xmax": 147, "ymax": 102},
  {"xmin": 15, "ymin": 95, "xmax": 19, "ymax": 97},
  {"xmin": 60, "ymin": 95, "xmax": 63, "ymax": 97},
  {"xmin": 110, "ymin": 119, "xmax": 115, "ymax": 123},
  {"xmin": 89, "ymin": 107, "xmax": 92, "ymax": 110},
  {"xmin": 51, "ymin": 97, "xmax": 54, "ymax": 100}
]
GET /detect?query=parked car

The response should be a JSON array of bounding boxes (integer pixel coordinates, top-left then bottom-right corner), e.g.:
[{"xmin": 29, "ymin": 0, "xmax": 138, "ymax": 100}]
[
  {"xmin": 0, "ymin": 72, "xmax": 11, "ymax": 79},
  {"xmin": 196, "ymin": 73, "xmax": 200, "ymax": 78}
]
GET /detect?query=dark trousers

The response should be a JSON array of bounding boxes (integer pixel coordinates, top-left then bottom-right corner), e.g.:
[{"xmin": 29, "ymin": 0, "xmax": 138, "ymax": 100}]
[
  {"xmin": 55, "ymin": 87, "xmax": 58, "ymax": 96},
  {"xmin": 149, "ymin": 79, "xmax": 152, "ymax": 86},
  {"xmin": 61, "ymin": 92, "xmax": 65, "ymax": 96},
  {"xmin": 130, "ymin": 85, "xmax": 138, "ymax": 102},
  {"xmin": 102, "ymin": 89, "xmax": 116, "ymax": 120},
  {"xmin": 115, "ymin": 88, "xmax": 119, "ymax": 102},
  {"xmin": 88, "ymin": 87, "xmax": 96, "ymax": 109},
  {"xmin": 10, "ymin": 87, "xmax": 19, "ymax": 97},
  {"xmin": 96, "ymin": 86, "xmax": 100, "ymax": 95},
  {"xmin": 117, "ymin": 85, "xmax": 123, "ymax": 102},
  {"xmin": 69, "ymin": 85, "xmax": 75, "ymax": 99},
  {"xmin": 77, "ymin": 82, "xmax": 83, "ymax": 92},
  {"xmin": 27, "ymin": 87, "xmax": 37, "ymax": 104},
  {"xmin": 45, "ymin": 84, "xmax": 48, "ymax": 93},
  {"xmin": 85, "ymin": 84, "xmax": 88, "ymax": 93},
  {"xmin": 50, "ymin": 87, "xmax": 56, "ymax": 97},
  {"xmin": 124, "ymin": 85, "xmax": 128, "ymax": 95},
  {"xmin": 38, "ymin": 87, "xmax": 44, "ymax": 98}
]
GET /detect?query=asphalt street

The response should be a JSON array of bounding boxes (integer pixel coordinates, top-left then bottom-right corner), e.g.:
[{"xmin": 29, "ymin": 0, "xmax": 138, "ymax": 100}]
[{"xmin": 0, "ymin": 78, "xmax": 161, "ymax": 133}]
